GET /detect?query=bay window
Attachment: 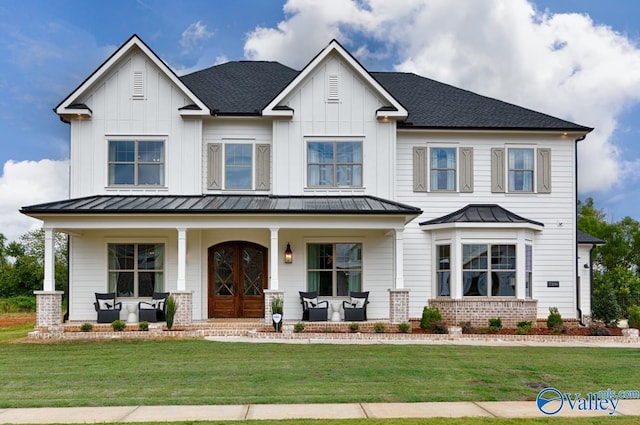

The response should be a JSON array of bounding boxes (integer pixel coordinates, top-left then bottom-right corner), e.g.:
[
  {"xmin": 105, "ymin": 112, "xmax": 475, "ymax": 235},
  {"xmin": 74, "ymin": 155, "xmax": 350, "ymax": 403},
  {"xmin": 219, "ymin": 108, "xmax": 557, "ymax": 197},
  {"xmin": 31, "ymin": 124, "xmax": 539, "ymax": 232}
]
[
  {"xmin": 436, "ymin": 244, "xmax": 451, "ymax": 296},
  {"xmin": 463, "ymin": 244, "xmax": 516, "ymax": 297}
]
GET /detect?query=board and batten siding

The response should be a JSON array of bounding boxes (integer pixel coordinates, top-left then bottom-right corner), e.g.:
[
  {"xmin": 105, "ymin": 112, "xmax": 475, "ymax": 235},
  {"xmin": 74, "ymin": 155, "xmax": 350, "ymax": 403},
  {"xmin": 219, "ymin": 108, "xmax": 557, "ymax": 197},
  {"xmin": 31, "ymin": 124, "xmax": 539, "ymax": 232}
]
[
  {"xmin": 270, "ymin": 53, "xmax": 396, "ymax": 198},
  {"xmin": 69, "ymin": 47, "xmax": 202, "ymax": 198},
  {"xmin": 396, "ymin": 132, "xmax": 577, "ymax": 319}
]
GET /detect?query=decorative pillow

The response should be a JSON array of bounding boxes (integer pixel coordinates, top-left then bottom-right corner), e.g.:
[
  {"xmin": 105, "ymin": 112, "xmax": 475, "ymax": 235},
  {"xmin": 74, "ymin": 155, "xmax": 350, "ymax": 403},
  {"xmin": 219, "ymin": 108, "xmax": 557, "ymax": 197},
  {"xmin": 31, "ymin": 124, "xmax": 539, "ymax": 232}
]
[
  {"xmin": 303, "ymin": 297, "xmax": 318, "ymax": 309},
  {"xmin": 97, "ymin": 299, "xmax": 113, "ymax": 310},
  {"xmin": 154, "ymin": 299, "xmax": 166, "ymax": 309},
  {"xmin": 139, "ymin": 301, "xmax": 155, "ymax": 310},
  {"xmin": 350, "ymin": 297, "xmax": 366, "ymax": 308}
]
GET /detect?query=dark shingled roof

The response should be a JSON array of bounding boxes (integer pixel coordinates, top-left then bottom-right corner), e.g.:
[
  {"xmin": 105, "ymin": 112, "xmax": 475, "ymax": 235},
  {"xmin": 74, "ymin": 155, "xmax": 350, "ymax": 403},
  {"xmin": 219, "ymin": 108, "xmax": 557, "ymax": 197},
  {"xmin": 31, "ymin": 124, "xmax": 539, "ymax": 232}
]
[
  {"xmin": 21, "ymin": 195, "xmax": 422, "ymax": 216},
  {"xmin": 179, "ymin": 61, "xmax": 591, "ymax": 131},
  {"xmin": 420, "ymin": 204, "xmax": 544, "ymax": 227},
  {"xmin": 577, "ymin": 229, "xmax": 605, "ymax": 245}
]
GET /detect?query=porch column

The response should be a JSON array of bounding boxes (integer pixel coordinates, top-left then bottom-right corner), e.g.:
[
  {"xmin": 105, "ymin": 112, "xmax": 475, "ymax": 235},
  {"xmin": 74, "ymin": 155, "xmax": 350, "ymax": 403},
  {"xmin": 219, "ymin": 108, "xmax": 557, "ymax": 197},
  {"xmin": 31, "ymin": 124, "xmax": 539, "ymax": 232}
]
[
  {"xmin": 269, "ymin": 228, "xmax": 279, "ymax": 290},
  {"xmin": 177, "ymin": 228, "xmax": 187, "ymax": 291},
  {"xmin": 394, "ymin": 228, "xmax": 404, "ymax": 289},
  {"xmin": 43, "ymin": 228, "xmax": 56, "ymax": 292},
  {"xmin": 35, "ymin": 227, "xmax": 63, "ymax": 328}
]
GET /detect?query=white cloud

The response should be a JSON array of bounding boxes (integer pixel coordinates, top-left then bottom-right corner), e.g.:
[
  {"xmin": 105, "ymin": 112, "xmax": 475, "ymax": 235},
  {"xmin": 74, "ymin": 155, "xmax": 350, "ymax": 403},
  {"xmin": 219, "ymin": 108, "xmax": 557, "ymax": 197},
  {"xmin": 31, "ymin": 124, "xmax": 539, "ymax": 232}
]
[
  {"xmin": 180, "ymin": 21, "xmax": 215, "ymax": 52},
  {"xmin": 243, "ymin": 0, "xmax": 640, "ymax": 194},
  {"xmin": 0, "ymin": 160, "xmax": 69, "ymax": 242}
]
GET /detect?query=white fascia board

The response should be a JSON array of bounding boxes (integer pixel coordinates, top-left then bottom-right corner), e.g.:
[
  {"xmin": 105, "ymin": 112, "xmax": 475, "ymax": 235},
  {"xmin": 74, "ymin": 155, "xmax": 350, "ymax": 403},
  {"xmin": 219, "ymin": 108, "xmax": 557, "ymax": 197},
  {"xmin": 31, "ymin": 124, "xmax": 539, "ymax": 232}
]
[
  {"xmin": 55, "ymin": 35, "xmax": 209, "ymax": 116},
  {"xmin": 263, "ymin": 40, "xmax": 407, "ymax": 119},
  {"xmin": 262, "ymin": 109, "xmax": 294, "ymax": 118},
  {"xmin": 57, "ymin": 108, "xmax": 92, "ymax": 117},
  {"xmin": 419, "ymin": 222, "xmax": 544, "ymax": 232}
]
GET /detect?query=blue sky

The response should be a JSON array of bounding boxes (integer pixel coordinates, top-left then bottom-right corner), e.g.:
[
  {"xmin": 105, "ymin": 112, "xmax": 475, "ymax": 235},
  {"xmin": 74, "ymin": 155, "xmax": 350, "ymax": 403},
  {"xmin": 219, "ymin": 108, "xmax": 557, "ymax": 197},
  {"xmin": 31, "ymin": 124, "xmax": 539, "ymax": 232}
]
[{"xmin": 1, "ymin": 0, "xmax": 640, "ymax": 241}]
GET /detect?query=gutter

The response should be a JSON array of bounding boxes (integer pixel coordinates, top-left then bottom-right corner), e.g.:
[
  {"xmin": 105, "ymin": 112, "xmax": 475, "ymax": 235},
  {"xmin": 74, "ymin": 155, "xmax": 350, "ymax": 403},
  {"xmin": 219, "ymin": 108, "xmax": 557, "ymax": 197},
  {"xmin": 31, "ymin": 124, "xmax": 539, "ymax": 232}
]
[{"xmin": 575, "ymin": 134, "xmax": 587, "ymax": 325}]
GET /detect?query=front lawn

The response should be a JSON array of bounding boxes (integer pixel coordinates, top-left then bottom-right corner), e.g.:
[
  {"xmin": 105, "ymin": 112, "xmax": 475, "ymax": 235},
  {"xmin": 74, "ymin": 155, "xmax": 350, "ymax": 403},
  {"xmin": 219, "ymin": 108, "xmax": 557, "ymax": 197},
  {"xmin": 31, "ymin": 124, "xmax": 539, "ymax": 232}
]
[{"xmin": 0, "ymin": 337, "xmax": 637, "ymax": 408}]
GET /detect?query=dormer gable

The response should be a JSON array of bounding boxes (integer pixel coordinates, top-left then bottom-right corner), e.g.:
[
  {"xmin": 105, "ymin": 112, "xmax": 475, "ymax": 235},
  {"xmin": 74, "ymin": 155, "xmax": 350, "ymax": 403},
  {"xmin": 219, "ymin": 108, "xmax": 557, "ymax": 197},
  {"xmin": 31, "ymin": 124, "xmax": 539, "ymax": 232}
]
[
  {"xmin": 262, "ymin": 39, "xmax": 407, "ymax": 120},
  {"xmin": 55, "ymin": 34, "xmax": 209, "ymax": 121}
]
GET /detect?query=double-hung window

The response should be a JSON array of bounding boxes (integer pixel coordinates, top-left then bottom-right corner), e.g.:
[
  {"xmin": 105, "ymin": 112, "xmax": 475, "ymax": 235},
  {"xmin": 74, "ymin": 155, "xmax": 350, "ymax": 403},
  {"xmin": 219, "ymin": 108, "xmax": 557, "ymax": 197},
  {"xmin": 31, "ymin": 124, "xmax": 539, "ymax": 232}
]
[
  {"xmin": 431, "ymin": 148, "xmax": 456, "ymax": 191},
  {"xmin": 108, "ymin": 243, "xmax": 164, "ymax": 297},
  {"xmin": 436, "ymin": 245, "xmax": 451, "ymax": 296},
  {"xmin": 307, "ymin": 243, "xmax": 362, "ymax": 296},
  {"xmin": 463, "ymin": 244, "xmax": 516, "ymax": 297},
  {"xmin": 307, "ymin": 141, "xmax": 362, "ymax": 187},
  {"xmin": 225, "ymin": 144, "xmax": 253, "ymax": 189},
  {"xmin": 508, "ymin": 148, "xmax": 534, "ymax": 192},
  {"xmin": 108, "ymin": 140, "xmax": 165, "ymax": 186}
]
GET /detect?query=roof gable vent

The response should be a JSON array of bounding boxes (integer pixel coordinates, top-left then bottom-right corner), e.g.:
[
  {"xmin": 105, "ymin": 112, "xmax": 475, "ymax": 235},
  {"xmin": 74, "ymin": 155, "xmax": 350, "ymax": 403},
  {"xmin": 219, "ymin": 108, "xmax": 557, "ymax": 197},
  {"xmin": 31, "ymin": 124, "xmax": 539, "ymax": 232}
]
[
  {"xmin": 327, "ymin": 74, "xmax": 339, "ymax": 102},
  {"xmin": 132, "ymin": 70, "xmax": 145, "ymax": 98}
]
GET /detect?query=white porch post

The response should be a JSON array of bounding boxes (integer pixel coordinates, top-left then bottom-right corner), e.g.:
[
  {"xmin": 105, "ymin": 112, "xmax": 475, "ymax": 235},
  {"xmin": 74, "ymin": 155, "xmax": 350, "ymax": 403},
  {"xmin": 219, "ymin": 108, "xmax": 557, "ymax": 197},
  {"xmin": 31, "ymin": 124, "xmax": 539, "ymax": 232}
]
[
  {"xmin": 269, "ymin": 228, "xmax": 279, "ymax": 290},
  {"xmin": 43, "ymin": 228, "xmax": 56, "ymax": 292},
  {"xmin": 177, "ymin": 228, "xmax": 187, "ymax": 291},
  {"xmin": 394, "ymin": 228, "xmax": 404, "ymax": 289}
]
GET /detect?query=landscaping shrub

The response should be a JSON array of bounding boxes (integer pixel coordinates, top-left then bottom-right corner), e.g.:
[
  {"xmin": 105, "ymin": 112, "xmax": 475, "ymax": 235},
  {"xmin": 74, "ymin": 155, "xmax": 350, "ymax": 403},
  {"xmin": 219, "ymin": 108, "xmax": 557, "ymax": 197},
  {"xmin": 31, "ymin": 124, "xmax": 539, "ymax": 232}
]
[
  {"xmin": 397, "ymin": 322, "xmax": 411, "ymax": 333},
  {"xmin": 373, "ymin": 322, "xmax": 386, "ymax": 333},
  {"xmin": 80, "ymin": 323, "xmax": 93, "ymax": 332},
  {"xmin": 348, "ymin": 322, "xmax": 359, "ymax": 333},
  {"xmin": 488, "ymin": 318, "xmax": 502, "ymax": 332},
  {"xmin": 516, "ymin": 321, "xmax": 532, "ymax": 335},
  {"xmin": 546, "ymin": 307, "xmax": 564, "ymax": 331},
  {"xmin": 432, "ymin": 321, "xmax": 448, "ymax": 334},
  {"xmin": 138, "ymin": 321, "xmax": 149, "ymax": 331},
  {"xmin": 111, "ymin": 320, "xmax": 126, "ymax": 332},
  {"xmin": 420, "ymin": 306, "xmax": 442, "ymax": 330},
  {"xmin": 627, "ymin": 305, "xmax": 640, "ymax": 329},
  {"xmin": 458, "ymin": 321, "xmax": 473, "ymax": 334},
  {"xmin": 293, "ymin": 322, "xmax": 305, "ymax": 333},
  {"xmin": 592, "ymin": 290, "xmax": 622, "ymax": 327},
  {"xmin": 589, "ymin": 325, "xmax": 611, "ymax": 336},
  {"xmin": 165, "ymin": 295, "xmax": 178, "ymax": 329}
]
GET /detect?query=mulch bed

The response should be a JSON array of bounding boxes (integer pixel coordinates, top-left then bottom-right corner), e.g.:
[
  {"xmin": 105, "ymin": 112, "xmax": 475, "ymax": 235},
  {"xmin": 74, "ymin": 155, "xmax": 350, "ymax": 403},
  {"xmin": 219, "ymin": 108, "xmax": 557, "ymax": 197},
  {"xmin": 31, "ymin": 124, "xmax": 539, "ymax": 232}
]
[
  {"xmin": 0, "ymin": 315, "xmax": 35, "ymax": 327},
  {"xmin": 410, "ymin": 326, "xmax": 623, "ymax": 336}
]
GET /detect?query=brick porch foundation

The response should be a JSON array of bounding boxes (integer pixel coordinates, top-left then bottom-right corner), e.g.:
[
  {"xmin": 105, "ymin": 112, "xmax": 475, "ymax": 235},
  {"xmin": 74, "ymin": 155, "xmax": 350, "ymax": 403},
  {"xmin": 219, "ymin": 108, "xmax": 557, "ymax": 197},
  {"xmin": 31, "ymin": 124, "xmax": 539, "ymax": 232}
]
[{"xmin": 429, "ymin": 298, "xmax": 538, "ymax": 328}]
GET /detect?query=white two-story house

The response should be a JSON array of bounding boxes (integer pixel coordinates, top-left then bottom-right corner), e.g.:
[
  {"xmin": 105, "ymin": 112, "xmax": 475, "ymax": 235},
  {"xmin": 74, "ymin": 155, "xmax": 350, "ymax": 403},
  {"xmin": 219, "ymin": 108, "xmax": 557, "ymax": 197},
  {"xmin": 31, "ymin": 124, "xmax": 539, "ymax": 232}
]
[{"xmin": 23, "ymin": 35, "xmax": 596, "ymax": 329}]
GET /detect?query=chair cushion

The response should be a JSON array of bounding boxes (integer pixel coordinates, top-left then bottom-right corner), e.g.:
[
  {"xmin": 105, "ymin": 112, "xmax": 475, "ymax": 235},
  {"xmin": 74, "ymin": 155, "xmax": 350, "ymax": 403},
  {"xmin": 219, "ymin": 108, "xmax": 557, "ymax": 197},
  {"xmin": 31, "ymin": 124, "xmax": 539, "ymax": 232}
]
[
  {"xmin": 98, "ymin": 299, "xmax": 113, "ymax": 310},
  {"xmin": 303, "ymin": 297, "xmax": 318, "ymax": 309},
  {"xmin": 349, "ymin": 297, "xmax": 366, "ymax": 308}
]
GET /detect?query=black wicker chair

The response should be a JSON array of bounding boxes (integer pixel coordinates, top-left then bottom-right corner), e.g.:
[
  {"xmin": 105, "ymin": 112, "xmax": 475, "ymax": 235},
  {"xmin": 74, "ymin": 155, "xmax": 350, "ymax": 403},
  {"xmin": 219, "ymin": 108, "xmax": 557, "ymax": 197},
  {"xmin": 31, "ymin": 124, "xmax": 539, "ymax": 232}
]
[
  {"xmin": 138, "ymin": 292, "xmax": 170, "ymax": 322},
  {"xmin": 299, "ymin": 291, "xmax": 329, "ymax": 321},
  {"xmin": 93, "ymin": 292, "xmax": 122, "ymax": 323},
  {"xmin": 342, "ymin": 291, "xmax": 369, "ymax": 321}
]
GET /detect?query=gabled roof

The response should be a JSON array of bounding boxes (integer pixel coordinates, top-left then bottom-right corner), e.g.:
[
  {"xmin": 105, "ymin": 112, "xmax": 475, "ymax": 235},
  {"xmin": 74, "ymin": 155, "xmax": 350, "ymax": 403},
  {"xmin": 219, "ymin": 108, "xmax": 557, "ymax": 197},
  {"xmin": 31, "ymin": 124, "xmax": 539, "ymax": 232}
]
[
  {"xmin": 21, "ymin": 194, "xmax": 422, "ymax": 216},
  {"xmin": 420, "ymin": 204, "xmax": 544, "ymax": 230},
  {"xmin": 577, "ymin": 229, "xmax": 605, "ymax": 245},
  {"xmin": 56, "ymin": 34, "xmax": 209, "ymax": 118}
]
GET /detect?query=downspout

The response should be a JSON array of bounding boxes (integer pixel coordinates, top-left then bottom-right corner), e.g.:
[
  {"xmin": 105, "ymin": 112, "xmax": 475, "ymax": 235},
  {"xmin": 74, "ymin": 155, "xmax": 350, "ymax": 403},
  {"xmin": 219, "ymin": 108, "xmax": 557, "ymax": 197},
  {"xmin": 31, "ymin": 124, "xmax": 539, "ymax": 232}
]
[{"xmin": 575, "ymin": 134, "xmax": 587, "ymax": 325}]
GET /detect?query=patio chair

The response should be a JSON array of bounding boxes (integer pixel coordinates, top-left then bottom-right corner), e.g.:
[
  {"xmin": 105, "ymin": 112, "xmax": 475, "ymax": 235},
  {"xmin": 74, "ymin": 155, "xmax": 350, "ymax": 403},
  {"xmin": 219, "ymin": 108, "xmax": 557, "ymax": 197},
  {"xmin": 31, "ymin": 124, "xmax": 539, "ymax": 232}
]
[
  {"xmin": 138, "ymin": 292, "xmax": 170, "ymax": 322},
  {"xmin": 299, "ymin": 291, "xmax": 329, "ymax": 321},
  {"xmin": 343, "ymin": 291, "xmax": 369, "ymax": 321},
  {"xmin": 94, "ymin": 292, "xmax": 122, "ymax": 323}
]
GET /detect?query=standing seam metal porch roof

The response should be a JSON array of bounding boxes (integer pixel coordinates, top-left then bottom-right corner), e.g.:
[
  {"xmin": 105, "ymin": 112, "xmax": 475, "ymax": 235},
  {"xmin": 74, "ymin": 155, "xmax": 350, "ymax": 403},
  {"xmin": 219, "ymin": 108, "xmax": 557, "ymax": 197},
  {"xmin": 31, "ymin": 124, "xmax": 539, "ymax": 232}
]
[
  {"xmin": 20, "ymin": 195, "xmax": 422, "ymax": 216},
  {"xmin": 419, "ymin": 204, "xmax": 544, "ymax": 227}
]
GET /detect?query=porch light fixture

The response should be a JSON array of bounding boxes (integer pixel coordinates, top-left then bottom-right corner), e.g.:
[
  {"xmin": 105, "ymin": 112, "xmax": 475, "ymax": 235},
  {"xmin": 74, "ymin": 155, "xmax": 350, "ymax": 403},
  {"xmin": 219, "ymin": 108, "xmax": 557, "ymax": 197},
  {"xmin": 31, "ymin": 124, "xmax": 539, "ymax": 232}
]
[{"xmin": 284, "ymin": 243, "xmax": 293, "ymax": 264}]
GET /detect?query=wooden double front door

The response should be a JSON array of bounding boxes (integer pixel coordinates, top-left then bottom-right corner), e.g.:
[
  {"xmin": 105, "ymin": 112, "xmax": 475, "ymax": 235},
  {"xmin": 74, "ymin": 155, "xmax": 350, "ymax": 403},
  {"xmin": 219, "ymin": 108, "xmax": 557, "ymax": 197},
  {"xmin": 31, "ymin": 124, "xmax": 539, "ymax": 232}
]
[{"xmin": 208, "ymin": 242, "xmax": 267, "ymax": 318}]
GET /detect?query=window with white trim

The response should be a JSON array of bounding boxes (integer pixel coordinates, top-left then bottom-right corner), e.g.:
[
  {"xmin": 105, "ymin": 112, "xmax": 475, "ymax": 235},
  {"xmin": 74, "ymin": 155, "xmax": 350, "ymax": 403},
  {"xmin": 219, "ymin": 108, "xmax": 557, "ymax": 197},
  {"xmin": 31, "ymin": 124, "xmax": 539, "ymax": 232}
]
[
  {"xmin": 431, "ymin": 148, "xmax": 456, "ymax": 191},
  {"xmin": 108, "ymin": 140, "xmax": 165, "ymax": 186},
  {"xmin": 525, "ymin": 245, "xmax": 533, "ymax": 298},
  {"xmin": 108, "ymin": 243, "xmax": 164, "ymax": 297},
  {"xmin": 307, "ymin": 141, "xmax": 362, "ymax": 187},
  {"xmin": 463, "ymin": 244, "xmax": 516, "ymax": 297},
  {"xmin": 225, "ymin": 144, "xmax": 253, "ymax": 189},
  {"xmin": 508, "ymin": 148, "xmax": 534, "ymax": 192},
  {"xmin": 207, "ymin": 142, "xmax": 270, "ymax": 191},
  {"xmin": 307, "ymin": 243, "xmax": 362, "ymax": 296},
  {"xmin": 436, "ymin": 244, "xmax": 451, "ymax": 296}
]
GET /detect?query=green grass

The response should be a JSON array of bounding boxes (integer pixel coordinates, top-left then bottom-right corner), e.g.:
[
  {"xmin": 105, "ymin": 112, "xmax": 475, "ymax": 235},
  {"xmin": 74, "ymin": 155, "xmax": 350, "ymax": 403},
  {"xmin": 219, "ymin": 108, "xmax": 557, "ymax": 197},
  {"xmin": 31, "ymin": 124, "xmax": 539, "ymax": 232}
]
[
  {"xmin": 0, "ymin": 337, "xmax": 638, "ymax": 409},
  {"xmin": 0, "ymin": 322, "xmax": 34, "ymax": 343}
]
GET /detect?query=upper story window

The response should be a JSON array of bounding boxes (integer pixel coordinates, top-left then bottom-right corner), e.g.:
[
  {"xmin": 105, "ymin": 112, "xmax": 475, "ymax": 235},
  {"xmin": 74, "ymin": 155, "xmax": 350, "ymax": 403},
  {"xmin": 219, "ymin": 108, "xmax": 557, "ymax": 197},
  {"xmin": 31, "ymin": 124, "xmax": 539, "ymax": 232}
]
[
  {"xmin": 508, "ymin": 148, "xmax": 534, "ymax": 192},
  {"xmin": 225, "ymin": 144, "xmax": 253, "ymax": 189},
  {"xmin": 108, "ymin": 140, "xmax": 165, "ymax": 186},
  {"xmin": 431, "ymin": 147, "xmax": 456, "ymax": 191},
  {"xmin": 307, "ymin": 141, "xmax": 362, "ymax": 187}
]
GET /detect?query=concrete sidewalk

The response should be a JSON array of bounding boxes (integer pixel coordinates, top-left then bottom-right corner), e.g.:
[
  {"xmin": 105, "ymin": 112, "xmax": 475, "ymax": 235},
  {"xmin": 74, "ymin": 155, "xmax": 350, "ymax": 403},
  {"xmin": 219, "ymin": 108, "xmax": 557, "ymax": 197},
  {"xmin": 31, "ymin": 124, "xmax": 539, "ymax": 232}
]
[{"xmin": 1, "ymin": 400, "xmax": 639, "ymax": 423}]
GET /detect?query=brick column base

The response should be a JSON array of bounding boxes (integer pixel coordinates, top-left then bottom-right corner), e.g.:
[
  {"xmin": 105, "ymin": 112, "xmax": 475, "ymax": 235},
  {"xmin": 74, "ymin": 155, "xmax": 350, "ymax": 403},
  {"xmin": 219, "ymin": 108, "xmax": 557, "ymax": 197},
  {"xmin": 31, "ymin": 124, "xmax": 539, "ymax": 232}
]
[
  {"xmin": 264, "ymin": 289, "xmax": 284, "ymax": 322},
  {"xmin": 34, "ymin": 291, "xmax": 64, "ymax": 328},
  {"xmin": 389, "ymin": 288, "xmax": 410, "ymax": 324},
  {"xmin": 171, "ymin": 291, "xmax": 192, "ymax": 326}
]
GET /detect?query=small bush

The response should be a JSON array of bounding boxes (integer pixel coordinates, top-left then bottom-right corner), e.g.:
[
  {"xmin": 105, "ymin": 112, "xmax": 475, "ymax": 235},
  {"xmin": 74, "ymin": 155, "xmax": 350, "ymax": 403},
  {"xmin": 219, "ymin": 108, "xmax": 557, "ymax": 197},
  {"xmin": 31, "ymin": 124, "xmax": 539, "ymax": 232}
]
[
  {"xmin": 589, "ymin": 325, "xmax": 611, "ymax": 336},
  {"xmin": 373, "ymin": 322, "xmax": 386, "ymax": 333},
  {"xmin": 432, "ymin": 321, "xmax": 448, "ymax": 334},
  {"xmin": 111, "ymin": 320, "xmax": 126, "ymax": 332},
  {"xmin": 294, "ymin": 322, "xmax": 305, "ymax": 333},
  {"xmin": 397, "ymin": 322, "xmax": 411, "ymax": 333},
  {"xmin": 420, "ymin": 306, "xmax": 442, "ymax": 330},
  {"xmin": 459, "ymin": 321, "xmax": 474, "ymax": 334},
  {"xmin": 80, "ymin": 323, "xmax": 93, "ymax": 332},
  {"xmin": 488, "ymin": 318, "xmax": 502, "ymax": 332},
  {"xmin": 592, "ymin": 291, "xmax": 622, "ymax": 327},
  {"xmin": 547, "ymin": 307, "xmax": 564, "ymax": 330},
  {"xmin": 348, "ymin": 322, "xmax": 360, "ymax": 333},
  {"xmin": 516, "ymin": 321, "xmax": 532, "ymax": 335},
  {"xmin": 628, "ymin": 305, "xmax": 640, "ymax": 329},
  {"xmin": 165, "ymin": 295, "xmax": 178, "ymax": 329},
  {"xmin": 138, "ymin": 321, "xmax": 149, "ymax": 331}
]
